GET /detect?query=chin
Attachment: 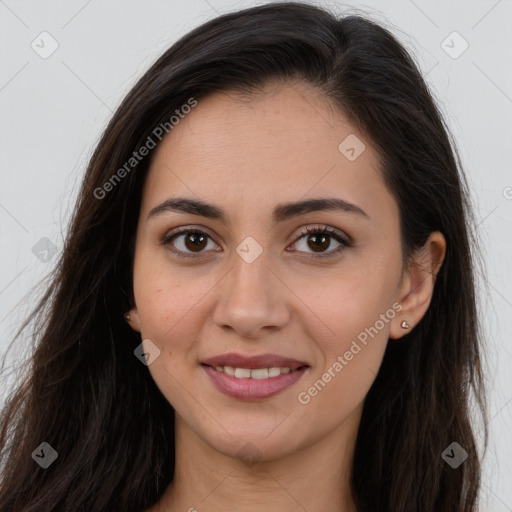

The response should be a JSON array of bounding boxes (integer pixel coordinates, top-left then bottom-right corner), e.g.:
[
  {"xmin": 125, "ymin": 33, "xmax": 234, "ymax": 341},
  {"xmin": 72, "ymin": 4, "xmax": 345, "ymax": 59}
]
[{"xmin": 199, "ymin": 422, "xmax": 305, "ymax": 464}]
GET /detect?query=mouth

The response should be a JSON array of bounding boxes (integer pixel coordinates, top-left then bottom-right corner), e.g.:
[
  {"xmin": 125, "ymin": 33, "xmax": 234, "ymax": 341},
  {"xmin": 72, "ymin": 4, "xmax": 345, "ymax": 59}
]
[
  {"xmin": 200, "ymin": 353, "xmax": 310, "ymax": 401},
  {"xmin": 201, "ymin": 352, "xmax": 309, "ymax": 370},
  {"xmin": 201, "ymin": 364, "xmax": 308, "ymax": 379}
]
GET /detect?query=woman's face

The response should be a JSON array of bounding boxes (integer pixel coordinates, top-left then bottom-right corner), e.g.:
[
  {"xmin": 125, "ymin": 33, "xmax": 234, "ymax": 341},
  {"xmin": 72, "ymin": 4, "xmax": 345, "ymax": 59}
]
[{"xmin": 129, "ymin": 82, "xmax": 411, "ymax": 461}]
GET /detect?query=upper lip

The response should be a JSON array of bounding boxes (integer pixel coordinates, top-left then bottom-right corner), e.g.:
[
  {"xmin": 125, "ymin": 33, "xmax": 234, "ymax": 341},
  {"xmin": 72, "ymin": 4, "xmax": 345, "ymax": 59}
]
[{"xmin": 201, "ymin": 352, "xmax": 309, "ymax": 370}]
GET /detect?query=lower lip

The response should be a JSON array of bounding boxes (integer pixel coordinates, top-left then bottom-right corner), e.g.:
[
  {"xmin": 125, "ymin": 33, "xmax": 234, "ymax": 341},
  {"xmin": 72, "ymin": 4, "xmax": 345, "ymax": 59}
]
[{"xmin": 202, "ymin": 364, "xmax": 309, "ymax": 401}]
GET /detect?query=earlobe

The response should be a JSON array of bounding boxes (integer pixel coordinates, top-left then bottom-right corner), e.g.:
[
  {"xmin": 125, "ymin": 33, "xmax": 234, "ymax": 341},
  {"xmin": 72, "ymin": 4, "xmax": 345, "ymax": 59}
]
[
  {"xmin": 390, "ymin": 231, "xmax": 446, "ymax": 340},
  {"xmin": 400, "ymin": 320, "xmax": 410, "ymax": 329},
  {"xmin": 124, "ymin": 308, "xmax": 142, "ymax": 333}
]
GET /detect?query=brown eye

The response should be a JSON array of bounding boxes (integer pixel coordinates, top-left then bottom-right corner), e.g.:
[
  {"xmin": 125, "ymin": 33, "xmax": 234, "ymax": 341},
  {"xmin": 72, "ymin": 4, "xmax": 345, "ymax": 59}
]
[
  {"xmin": 291, "ymin": 226, "xmax": 351, "ymax": 258},
  {"xmin": 162, "ymin": 229, "xmax": 219, "ymax": 258},
  {"xmin": 162, "ymin": 225, "xmax": 351, "ymax": 260},
  {"xmin": 182, "ymin": 232, "xmax": 208, "ymax": 252},
  {"xmin": 306, "ymin": 233, "xmax": 331, "ymax": 252}
]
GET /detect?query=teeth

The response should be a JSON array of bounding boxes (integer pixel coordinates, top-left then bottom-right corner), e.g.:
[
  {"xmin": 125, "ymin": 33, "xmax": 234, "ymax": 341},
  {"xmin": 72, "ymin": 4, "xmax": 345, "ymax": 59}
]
[
  {"xmin": 234, "ymin": 368, "xmax": 251, "ymax": 378},
  {"xmin": 251, "ymin": 368, "xmax": 269, "ymax": 379},
  {"xmin": 212, "ymin": 365, "xmax": 299, "ymax": 378},
  {"xmin": 268, "ymin": 367, "xmax": 280, "ymax": 377},
  {"xmin": 224, "ymin": 366, "xmax": 235, "ymax": 376}
]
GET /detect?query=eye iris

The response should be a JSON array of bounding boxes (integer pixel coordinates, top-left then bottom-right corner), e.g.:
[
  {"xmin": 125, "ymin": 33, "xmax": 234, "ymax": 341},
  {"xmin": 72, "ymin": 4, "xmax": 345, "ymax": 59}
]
[
  {"xmin": 185, "ymin": 233, "xmax": 207, "ymax": 252},
  {"xmin": 307, "ymin": 233, "xmax": 330, "ymax": 252}
]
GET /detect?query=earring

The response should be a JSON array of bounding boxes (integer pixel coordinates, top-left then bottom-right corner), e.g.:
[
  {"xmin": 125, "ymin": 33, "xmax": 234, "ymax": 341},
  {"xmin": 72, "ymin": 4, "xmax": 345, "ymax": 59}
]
[
  {"xmin": 401, "ymin": 320, "xmax": 410, "ymax": 329},
  {"xmin": 124, "ymin": 313, "xmax": 131, "ymax": 321}
]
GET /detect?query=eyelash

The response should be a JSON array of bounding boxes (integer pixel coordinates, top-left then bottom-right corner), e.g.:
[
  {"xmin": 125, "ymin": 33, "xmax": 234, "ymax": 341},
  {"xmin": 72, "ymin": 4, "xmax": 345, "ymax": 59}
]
[{"xmin": 160, "ymin": 225, "xmax": 352, "ymax": 260}]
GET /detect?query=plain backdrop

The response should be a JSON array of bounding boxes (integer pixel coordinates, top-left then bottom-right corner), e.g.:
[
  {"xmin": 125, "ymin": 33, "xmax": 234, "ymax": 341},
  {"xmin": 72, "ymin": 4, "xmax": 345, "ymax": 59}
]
[{"xmin": 0, "ymin": 0, "xmax": 511, "ymax": 509}]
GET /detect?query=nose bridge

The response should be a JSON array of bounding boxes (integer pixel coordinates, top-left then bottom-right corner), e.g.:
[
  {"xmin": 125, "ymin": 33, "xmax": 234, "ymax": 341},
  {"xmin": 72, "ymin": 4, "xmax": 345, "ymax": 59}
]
[
  {"xmin": 213, "ymin": 245, "xmax": 289, "ymax": 335},
  {"xmin": 230, "ymin": 248, "xmax": 270, "ymax": 300}
]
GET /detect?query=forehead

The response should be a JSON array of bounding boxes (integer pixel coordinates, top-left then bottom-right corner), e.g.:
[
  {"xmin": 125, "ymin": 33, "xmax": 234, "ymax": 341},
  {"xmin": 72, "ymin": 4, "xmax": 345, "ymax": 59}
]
[{"xmin": 141, "ymin": 82, "xmax": 397, "ymax": 228}]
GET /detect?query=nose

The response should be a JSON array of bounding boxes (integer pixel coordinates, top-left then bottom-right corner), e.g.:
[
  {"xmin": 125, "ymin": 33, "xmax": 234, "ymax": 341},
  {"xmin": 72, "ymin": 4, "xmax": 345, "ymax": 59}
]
[{"xmin": 212, "ymin": 252, "xmax": 290, "ymax": 339}]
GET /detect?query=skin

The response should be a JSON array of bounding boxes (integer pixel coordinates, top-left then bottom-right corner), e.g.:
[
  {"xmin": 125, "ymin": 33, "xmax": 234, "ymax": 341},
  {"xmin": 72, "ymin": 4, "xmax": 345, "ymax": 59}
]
[{"xmin": 127, "ymin": 81, "xmax": 446, "ymax": 512}]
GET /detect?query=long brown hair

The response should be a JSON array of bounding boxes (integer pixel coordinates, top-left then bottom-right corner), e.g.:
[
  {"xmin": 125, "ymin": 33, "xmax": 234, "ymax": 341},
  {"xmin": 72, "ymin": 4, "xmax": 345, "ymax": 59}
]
[{"xmin": 0, "ymin": 2, "xmax": 487, "ymax": 510}]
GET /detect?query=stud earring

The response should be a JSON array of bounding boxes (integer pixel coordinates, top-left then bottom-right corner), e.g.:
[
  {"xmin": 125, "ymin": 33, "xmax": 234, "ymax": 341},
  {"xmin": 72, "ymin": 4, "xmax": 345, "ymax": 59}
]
[
  {"xmin": 401, "ymin": 320, "xmax": 410, "ymax": 329},
  {"xmin": 124, "ymin": 313, "xmax": 131, "ymax": 321}
]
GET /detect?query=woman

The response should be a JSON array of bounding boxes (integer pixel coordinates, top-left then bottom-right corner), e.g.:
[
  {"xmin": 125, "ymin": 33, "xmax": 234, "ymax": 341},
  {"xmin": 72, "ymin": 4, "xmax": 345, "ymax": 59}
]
[{"xmin": 0, "ymin": 2, "xmax": 487, "ymax": 511}]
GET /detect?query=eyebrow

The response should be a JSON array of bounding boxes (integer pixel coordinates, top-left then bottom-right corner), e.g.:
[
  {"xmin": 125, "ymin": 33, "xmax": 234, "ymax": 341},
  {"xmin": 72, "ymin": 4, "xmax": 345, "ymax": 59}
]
[{"xmin": 147, "ymin": 196, "xmax": 370, "ymax": 224}]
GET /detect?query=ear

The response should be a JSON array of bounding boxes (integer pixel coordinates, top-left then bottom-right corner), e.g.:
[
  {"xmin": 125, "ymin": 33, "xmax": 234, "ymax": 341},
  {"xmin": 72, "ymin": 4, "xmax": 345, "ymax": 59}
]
[
  {"xmin": 390, "ymin": 231, "xmax": 446, "ymax": 339},
  {"xmin": 125, "ymin": 306, "xmax": 142, "ymax": 333}
]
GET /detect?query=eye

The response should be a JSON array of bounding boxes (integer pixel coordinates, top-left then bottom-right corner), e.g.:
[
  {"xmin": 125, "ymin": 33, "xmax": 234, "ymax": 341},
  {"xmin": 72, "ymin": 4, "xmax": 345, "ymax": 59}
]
[
  {"xmin": 161, "ymin": 225, "xmax": 351, "ymax": 259},
  {"xmin": 289, "ymin": 225, "xmax": 351, "ymax": 259},
  {"xmin": 161, "ymin": 228, "xmax": 220, "ymax": 258}
]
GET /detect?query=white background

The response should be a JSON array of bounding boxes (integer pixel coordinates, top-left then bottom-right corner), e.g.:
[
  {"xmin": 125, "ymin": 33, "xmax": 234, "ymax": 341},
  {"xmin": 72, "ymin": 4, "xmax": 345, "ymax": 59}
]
[{"xmin": 0, "ymin": 0, "xmax": 511, "ymax": 510}]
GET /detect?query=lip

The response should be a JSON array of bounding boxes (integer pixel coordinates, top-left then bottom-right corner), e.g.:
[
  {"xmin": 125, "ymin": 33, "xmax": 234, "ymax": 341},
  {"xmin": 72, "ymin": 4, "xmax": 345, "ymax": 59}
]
[
  {"xmin": 201, "ymin": 352, "xmax": 309, "ymax": 370},
  {"xmin": 202, "ymin": 364, "xmax": 309, "ymax": 401},
  {"xmin": 201, "ymin": 352, "xmax": 310, "ymax": 401}
]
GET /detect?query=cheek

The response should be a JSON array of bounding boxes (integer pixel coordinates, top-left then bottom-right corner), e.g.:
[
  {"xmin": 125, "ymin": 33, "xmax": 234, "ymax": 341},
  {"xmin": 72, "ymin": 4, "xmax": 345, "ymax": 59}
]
[
  {"xmin": 135, "ymin": 284, "xmax": 197, "ymax": 349},
  {"xmin": 297, "ymin": 295, "xmax": 391, "ymax": 428},
  {"xmin": 299, "ymin": 264, "xmax": 395, "ymax": 348},
  {"xmin": 295, "ymin": 259, "xmax": 397, "ymax": 409},
  {"xmin": 132, "ymin": 253, "xmax": 216, "ymax": 359},
  {"xmin": 133, "ymin": 272, "xmax": 204, "ymax": 409}
]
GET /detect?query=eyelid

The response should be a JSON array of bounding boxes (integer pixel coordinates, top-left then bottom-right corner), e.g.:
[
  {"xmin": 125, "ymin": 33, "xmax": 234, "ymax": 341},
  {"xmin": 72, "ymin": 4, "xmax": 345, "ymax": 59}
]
[
  {"xmin": 160, "ymin": 224, "xmax": 351, "ymax": 258},
  {"xmin": 293, "ymin": 224, "xmax": 351, "ymax": 245},
  {"xmin": 160, "ymin": 226, "xmax": 219, "ymax": 259}
]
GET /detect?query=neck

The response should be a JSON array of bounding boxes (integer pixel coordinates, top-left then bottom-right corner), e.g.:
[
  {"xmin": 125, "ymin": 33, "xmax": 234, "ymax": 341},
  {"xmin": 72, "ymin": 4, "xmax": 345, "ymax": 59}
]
[{"xmin": 154, "ymin": 407, "xmax": 361, "ymax": 512}]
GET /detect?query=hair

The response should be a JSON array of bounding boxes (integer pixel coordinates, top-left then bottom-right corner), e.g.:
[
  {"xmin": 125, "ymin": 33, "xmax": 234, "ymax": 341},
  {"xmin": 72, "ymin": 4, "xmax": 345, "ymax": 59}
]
[{"xmin": 0, "ymin": 2, "xmax": 487, "ymax": 511}]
